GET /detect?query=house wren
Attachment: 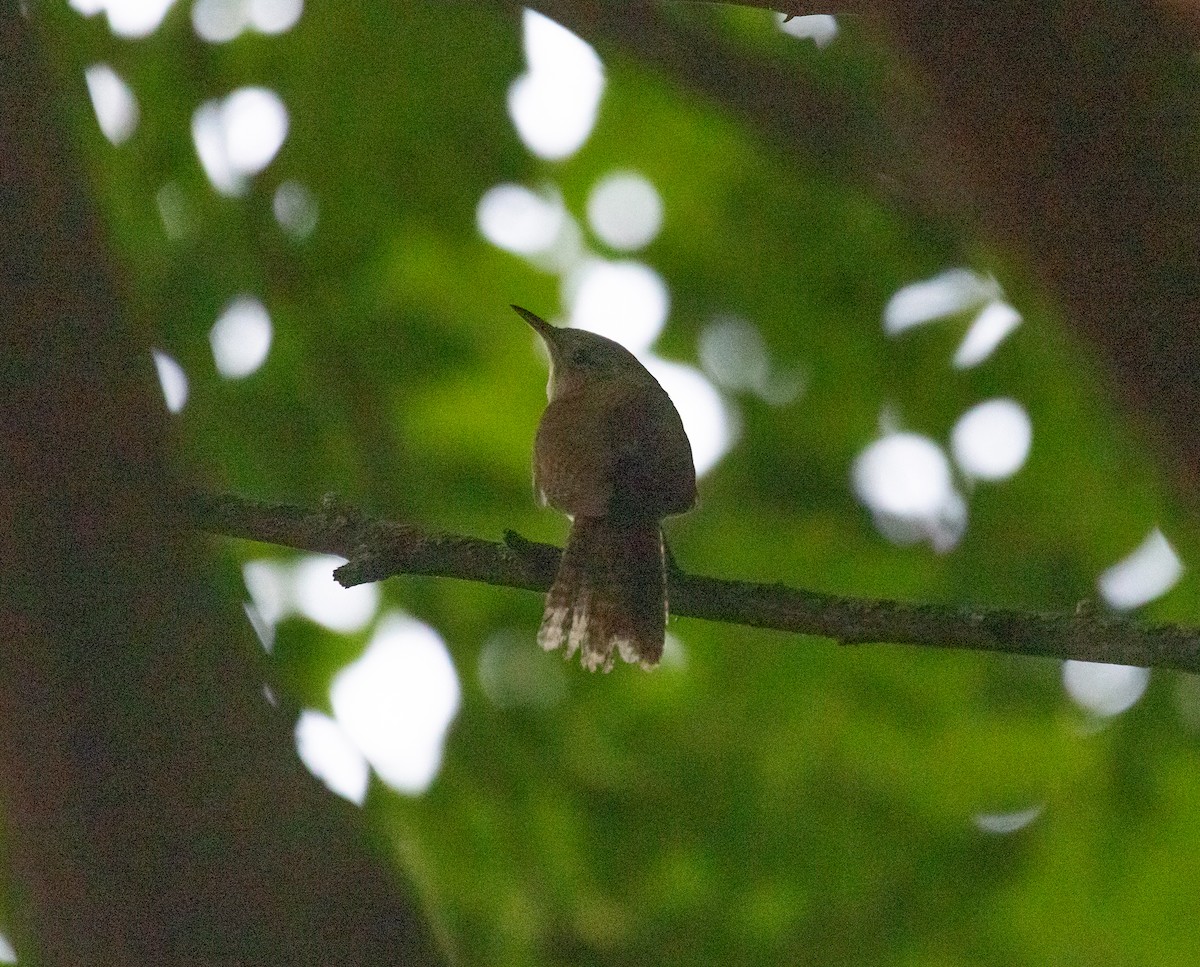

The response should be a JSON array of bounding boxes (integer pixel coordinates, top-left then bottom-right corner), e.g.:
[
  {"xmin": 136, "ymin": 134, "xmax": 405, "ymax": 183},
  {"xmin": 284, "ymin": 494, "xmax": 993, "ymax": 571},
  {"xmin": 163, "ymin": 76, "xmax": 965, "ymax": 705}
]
[{"xmin": 514, "ymin": 305, "xmax": 696, "ymax": 671}]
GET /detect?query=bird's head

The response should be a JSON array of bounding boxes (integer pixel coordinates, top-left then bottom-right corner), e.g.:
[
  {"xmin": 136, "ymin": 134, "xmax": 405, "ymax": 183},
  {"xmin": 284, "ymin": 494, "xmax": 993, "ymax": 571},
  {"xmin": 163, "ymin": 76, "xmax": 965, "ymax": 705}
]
[{"xmin": 512, "ymin": 305, "xmax": 656, "ymax": 400}]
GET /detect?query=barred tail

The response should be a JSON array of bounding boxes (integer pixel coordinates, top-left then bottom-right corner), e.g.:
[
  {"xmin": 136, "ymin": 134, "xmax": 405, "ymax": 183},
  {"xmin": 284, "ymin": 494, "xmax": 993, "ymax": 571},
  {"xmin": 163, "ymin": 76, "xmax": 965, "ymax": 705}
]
[{"xmin": 538, "ymin": 516, "xmax": 666, "ymax": 672}]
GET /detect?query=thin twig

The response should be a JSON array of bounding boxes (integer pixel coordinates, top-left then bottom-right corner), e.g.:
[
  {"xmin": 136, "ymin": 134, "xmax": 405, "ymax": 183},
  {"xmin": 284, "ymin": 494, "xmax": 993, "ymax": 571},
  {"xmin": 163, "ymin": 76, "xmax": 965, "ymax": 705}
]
[{"xmin": 183, "ymin": 490, "xmax": 1200, "ymax": 673}]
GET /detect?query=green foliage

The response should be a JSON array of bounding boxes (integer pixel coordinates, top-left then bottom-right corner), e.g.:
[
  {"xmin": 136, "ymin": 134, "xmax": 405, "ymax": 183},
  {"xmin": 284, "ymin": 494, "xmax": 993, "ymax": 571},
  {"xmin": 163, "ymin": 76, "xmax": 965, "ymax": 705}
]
[{"xmin": 49, "ymin": 3, "xmax": 1200, "ymax": 964}]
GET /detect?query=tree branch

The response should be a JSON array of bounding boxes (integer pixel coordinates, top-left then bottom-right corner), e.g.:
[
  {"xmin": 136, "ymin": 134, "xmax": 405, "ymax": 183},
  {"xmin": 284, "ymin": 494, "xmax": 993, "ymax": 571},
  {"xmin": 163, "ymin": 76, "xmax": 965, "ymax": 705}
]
[
  {"xmin": 186, "ymin": 490, "xmax": 1200, "ymax": 674},
  {"xmin": 2, "ymin": 11, "xmax": 445, "ymax": 963},
  {"xmin": 514, "ymin": 0, "xmax": 941, "ymax": 225},
  {"xmin": 680, "ymin": 0, "xmax": 860, "ymax": 15}
]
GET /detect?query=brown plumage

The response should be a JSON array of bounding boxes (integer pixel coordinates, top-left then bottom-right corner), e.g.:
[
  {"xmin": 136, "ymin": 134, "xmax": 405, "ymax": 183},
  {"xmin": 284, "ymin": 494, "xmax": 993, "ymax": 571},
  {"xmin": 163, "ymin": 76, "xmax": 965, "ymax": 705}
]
[{"xmin": 514, "ymin": 305, "xmax": 696, "ymax": 671}]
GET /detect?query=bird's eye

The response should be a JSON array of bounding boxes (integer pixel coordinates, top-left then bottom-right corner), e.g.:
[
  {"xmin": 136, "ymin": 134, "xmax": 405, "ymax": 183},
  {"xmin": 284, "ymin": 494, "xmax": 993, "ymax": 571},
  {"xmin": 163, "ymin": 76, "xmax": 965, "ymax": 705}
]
[{"xmin": 571, "ymin": 347, "xmax": 592, "ymax": 366}]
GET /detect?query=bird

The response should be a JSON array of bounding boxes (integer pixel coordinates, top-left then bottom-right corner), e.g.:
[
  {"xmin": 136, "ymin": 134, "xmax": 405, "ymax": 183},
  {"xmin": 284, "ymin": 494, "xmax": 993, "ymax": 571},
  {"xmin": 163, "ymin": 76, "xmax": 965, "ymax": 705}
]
[{"xmin": 513, "ymin": 305, "xmax": 696, "ymax": 671}]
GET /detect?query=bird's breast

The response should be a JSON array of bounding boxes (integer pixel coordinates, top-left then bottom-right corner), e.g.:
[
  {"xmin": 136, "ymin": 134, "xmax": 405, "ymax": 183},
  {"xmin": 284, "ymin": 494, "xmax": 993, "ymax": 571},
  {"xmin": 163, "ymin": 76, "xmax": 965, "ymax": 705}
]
[{"xmin": 534, "ymin": 382, "xmax": 696, "ymax": 521}]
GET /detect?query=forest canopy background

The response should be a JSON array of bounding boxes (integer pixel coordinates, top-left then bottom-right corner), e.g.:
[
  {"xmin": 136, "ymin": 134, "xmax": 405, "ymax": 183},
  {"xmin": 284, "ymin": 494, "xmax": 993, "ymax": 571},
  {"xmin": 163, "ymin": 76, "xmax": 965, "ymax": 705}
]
[{"xmin": 5, "ymin": 1, "xmax": 1200, "ymax": 964}]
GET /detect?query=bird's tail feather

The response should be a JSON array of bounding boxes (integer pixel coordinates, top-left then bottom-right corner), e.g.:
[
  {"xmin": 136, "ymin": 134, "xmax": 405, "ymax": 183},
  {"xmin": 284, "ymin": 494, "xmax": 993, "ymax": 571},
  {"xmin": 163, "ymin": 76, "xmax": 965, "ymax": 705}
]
[{"xmin": 538, "ymin": 517, "xmax": 666, "ymax": 671}]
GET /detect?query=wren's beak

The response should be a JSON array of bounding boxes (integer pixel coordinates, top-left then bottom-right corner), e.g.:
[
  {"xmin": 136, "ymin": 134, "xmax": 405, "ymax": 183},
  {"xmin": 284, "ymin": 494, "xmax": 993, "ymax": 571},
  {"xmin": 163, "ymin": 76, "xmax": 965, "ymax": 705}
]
[{"xmin": 511, "ymin": 305, "xmax": 557, "ymax": 345}]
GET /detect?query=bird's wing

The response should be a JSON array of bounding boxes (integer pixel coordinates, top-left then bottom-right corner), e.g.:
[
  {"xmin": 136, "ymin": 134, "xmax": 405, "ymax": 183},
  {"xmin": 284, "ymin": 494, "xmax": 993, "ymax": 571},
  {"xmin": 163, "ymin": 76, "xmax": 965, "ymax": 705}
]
[{"xmin": 608, "ymin": 388, "xmax": 697, "ymax": 519}]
